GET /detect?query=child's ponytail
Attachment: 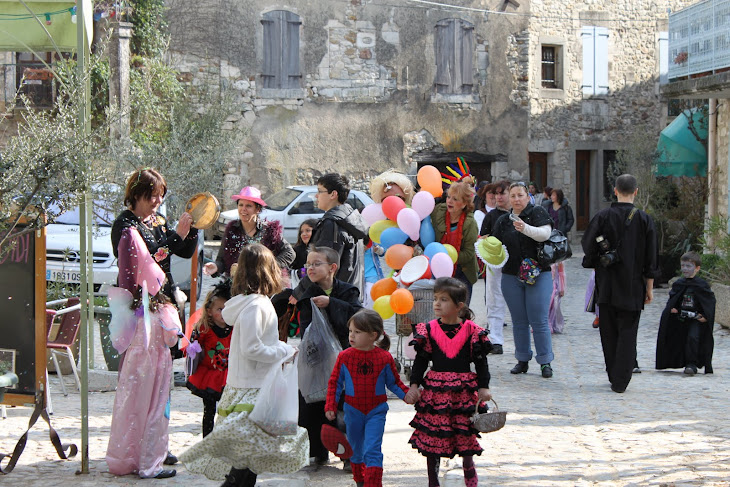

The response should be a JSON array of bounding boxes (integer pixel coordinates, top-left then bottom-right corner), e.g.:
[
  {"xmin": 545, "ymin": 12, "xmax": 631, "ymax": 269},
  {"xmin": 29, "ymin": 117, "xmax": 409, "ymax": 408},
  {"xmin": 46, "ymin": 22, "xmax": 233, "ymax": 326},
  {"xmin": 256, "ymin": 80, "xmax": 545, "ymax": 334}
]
[
  {"xmin": 458, "ymin": 306, "xmax": 475, "ymax": 322},
  {"xmin": 376, "ymin": 332, "xmax": 391, "ymax": 351}
]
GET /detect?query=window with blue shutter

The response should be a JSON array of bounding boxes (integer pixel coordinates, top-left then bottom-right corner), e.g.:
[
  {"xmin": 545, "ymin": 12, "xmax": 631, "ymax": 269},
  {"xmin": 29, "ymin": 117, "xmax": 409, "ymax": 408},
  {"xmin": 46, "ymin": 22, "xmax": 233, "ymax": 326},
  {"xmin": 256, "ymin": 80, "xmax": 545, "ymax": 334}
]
[
  {"xmin": 581, "ymin": 26, "xmax": 609, "ymax": 96},
  {"xmin": 434, "ymin": 19, "xmax": 474, "ymax": 94},
  {"xmin": 261, "ymin": 10, "xmax": 302, "ymax": 90}
]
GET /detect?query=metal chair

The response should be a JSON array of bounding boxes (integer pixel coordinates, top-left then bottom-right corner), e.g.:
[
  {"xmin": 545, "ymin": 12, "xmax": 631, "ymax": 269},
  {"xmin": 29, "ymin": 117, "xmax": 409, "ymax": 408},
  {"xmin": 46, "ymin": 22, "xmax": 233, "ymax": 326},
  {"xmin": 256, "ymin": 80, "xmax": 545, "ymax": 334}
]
[{"xmin": 46, "ymin": 297, "xmax": 82, "ymax": 396}]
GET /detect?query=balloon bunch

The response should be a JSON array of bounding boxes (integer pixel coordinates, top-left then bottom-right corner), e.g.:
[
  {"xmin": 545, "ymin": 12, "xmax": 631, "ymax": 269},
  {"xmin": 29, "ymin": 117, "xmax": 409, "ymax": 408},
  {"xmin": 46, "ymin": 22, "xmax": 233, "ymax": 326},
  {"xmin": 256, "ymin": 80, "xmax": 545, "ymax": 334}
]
[{"xmin": 363, "ymin": 166, "xmax": 459, "ymax": 320}]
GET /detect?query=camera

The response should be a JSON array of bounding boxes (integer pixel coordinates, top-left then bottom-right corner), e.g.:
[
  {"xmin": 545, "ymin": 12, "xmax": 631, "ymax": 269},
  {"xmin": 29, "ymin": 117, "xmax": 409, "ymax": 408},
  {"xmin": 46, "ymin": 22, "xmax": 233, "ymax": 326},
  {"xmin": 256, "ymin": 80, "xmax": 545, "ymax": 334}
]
[
  {"xmin": 679, "ymin": 310, "xmax": 698, "ymax": 321},
  {"xmin": 595, "ymin": 235, "xmax": 620, "ymax": 268}
]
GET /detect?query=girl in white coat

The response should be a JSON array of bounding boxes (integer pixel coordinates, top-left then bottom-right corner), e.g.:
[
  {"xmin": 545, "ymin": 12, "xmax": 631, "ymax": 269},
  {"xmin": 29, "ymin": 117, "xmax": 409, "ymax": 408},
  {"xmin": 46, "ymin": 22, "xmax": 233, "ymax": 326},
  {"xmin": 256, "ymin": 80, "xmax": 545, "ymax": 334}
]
[{"xmin": 180, "ymin": 243, "xmax": 309, "ymax": 487}]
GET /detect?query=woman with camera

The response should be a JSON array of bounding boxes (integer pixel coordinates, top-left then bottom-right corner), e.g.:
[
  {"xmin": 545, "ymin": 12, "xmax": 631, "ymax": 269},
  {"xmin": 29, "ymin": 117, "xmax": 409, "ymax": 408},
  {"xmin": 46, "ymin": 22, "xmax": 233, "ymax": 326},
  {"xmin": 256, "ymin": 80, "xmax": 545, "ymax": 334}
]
[{"xmin": 492, "ymin": 182, "xmax": 555, "ymax": 378}]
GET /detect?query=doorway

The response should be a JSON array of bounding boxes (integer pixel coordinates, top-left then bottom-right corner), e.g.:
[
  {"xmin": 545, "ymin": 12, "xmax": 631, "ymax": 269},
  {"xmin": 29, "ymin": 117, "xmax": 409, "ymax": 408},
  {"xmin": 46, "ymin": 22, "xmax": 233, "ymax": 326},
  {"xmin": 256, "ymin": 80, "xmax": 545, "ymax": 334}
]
[
  {"xmin": 528, "ymin": 152, "xmax": 548, "ymax": 191},
  {"xmin": 575, "ymin": 150, "xmax": 591, "ymax": 230}
]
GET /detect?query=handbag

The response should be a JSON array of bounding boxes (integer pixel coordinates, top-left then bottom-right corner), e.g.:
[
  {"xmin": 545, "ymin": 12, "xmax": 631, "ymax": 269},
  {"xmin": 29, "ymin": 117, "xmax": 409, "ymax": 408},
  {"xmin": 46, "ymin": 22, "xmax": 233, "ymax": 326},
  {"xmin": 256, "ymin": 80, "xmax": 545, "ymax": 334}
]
[
  {"xmin": 249, "ymin": 356, "xmax": 300, "ymax": 436},
  {"xmin": 536, "ymin": 229, "xmax": 572, "ymax": 267},
  {"xmin": 278, "ymin": 304, "xmax": 296, "ymax": 342},
  {"xmin": 297, "ymin": 301, "xmax": 342, "ymax": 403}
]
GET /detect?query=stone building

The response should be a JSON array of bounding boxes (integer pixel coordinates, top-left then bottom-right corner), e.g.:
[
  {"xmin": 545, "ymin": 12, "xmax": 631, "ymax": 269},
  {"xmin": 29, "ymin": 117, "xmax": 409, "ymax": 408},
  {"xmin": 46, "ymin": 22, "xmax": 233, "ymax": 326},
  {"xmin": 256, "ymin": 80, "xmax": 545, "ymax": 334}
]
[{"xmin": 163, "ymin": 0, "xmax": 699, "ymax": 223}]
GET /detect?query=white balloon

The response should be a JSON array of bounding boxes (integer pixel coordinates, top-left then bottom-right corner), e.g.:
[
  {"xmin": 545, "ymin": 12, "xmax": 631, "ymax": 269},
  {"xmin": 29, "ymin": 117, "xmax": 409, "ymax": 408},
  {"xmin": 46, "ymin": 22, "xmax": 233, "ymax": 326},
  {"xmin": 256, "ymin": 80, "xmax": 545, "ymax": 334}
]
[
  {"xmin": 411, "ymin": 191, "xmax": 436, "ymax": 220},
  {"xmin": 361, "ymin": 203, "xmax": 386, "ymax": 225}
]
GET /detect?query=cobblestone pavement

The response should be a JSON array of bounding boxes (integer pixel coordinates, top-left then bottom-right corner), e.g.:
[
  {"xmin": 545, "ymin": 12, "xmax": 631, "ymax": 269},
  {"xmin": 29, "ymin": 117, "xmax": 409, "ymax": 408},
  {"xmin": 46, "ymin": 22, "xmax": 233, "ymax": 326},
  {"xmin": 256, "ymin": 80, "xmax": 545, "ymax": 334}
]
[{"xmin": 2, "ymin": 249, "xmax": 729, "ymax": 486}]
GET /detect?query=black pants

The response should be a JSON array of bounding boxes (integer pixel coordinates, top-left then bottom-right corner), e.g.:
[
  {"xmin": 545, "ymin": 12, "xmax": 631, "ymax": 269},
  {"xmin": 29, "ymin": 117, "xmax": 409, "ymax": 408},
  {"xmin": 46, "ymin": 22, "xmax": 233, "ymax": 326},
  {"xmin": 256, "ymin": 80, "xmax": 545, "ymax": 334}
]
[
  {"xmin": 202, "ymin": 398, "xmax": 217, "ymax": 437},
  {"xmin": 298, "ymin": 393, "xmax": 329, "ymax": 459},
  {"xmin": 599, "ymin": 305, "xmax": 641, "ymax": 390},
  {"xmin": 685, "ymin": 320, "xmax": 702, "ymax": 366}
]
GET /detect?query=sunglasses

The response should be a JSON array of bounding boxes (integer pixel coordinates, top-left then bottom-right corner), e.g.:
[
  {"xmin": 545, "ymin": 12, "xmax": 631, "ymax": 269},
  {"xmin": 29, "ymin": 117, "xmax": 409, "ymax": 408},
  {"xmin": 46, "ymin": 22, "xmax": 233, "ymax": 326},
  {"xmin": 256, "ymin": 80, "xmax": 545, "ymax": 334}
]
[{"xmin": 509, "ymin": 181, "xmax": 527, "ymax": 190}]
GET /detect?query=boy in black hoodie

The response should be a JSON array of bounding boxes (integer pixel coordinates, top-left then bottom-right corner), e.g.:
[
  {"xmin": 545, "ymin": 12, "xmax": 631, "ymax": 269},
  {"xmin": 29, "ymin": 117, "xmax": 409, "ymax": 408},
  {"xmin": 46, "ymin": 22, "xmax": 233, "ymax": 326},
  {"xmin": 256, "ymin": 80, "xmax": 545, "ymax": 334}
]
[
  {"xmin": 295, "ymin": 246, "xmax": 362, "ymax": 469},
  {"xmin": 656, "ymin": 251, "xmax": 716, "ymax": 375}
]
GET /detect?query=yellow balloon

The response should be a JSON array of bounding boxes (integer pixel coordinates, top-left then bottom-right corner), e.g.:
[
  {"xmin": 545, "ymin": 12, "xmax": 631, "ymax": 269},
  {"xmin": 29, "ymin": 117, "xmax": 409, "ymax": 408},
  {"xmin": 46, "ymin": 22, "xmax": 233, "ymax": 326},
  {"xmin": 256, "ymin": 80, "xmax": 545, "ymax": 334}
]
[
  {"xmin": 443, "ymin": 243, "xmax": 458, "ymax": 263},
  {"xmin": 373, "ymin": 295, "xmax": 395, "ymax": 320},
  {"xmin": 368, "ymin": 219, "xmax": 398, "ymax": 244}
]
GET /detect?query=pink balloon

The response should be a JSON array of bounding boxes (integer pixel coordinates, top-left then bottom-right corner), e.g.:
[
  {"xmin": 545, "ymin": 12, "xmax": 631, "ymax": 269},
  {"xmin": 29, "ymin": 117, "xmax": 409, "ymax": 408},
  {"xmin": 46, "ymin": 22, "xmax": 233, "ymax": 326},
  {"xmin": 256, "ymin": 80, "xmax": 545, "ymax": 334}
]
[
  {"xmin": 411, "ymin": 191, "xmax": 435, "ymax": 220},
  {"xmin": 397, "ymin": 208, "xmax": 421, "ymax": 241},
  {"xmin": 362, "ymin": 203, "xmax": 386, "ymax": 225},
  {"xmin": 430, "ymin": 252, "xmax": 455, "ymax": 278}
]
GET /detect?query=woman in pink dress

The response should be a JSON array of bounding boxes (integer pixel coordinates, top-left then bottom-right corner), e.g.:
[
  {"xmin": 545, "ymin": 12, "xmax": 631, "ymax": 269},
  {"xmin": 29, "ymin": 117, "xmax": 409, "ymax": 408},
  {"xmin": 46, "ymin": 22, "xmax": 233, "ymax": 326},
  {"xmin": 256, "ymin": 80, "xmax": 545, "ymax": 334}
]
[{"xmin": 105, "ymin": 168, "xmax": 195, "ymax": 479}]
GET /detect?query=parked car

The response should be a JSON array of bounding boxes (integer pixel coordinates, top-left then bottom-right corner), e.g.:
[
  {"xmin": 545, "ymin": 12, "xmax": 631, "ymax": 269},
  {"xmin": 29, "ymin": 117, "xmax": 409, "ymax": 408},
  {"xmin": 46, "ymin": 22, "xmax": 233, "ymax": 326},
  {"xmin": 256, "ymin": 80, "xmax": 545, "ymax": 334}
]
[
  {"xmin": 45, "ymin": 201, "xmax": 204, "ymax": 297},
  {"xmin": 214, "ymin": 185, "xmax": 374, "ymax": 243}
]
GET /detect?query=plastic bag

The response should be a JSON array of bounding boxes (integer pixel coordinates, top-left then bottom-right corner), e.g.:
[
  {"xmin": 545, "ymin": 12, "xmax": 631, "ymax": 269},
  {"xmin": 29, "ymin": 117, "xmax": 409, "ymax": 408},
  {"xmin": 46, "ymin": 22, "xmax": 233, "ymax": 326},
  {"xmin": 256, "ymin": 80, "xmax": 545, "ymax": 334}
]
[
  {"xmin": 298, "ymin": 301, "xmax": 342, "ymax": 403},
  {"xmin": 249, "ymin": 356, "xmax": 299, "ymax": 436}
]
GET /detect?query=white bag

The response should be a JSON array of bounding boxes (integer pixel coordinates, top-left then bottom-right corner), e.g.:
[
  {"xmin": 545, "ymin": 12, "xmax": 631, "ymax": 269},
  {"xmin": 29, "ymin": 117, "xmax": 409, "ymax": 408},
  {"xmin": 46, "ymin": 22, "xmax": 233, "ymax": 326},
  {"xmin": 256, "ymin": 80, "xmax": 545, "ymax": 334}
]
[
  {"xmin": 298, "ymin": 302, "xmax": 342, "ymax": 403},
  {"xmin": 249, "ymin": 356, "xmax": 299, "ymax": 436}
]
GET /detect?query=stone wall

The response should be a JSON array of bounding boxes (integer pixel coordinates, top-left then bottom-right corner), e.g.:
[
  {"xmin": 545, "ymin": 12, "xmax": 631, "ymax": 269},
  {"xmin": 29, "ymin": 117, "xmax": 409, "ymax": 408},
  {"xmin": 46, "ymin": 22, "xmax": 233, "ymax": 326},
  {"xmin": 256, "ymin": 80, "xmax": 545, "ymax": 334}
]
[
  {"xmin": 527, "ymin": 0, "xmax": 697, "ymax": 211},
  {"xmin": 716, "ymin": 100, "xmax": 730, "ymax": 218},
  {"xmin": 164, "ymin": 0, "xmax": 530, "ymax": 204}
]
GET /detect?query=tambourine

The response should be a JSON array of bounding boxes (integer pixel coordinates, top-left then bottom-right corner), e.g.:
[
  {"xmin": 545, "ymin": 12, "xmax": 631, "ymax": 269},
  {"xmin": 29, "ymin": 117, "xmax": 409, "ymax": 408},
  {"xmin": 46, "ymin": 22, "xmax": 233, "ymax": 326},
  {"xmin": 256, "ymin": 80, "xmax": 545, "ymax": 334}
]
[{"xmin": 185, "ymin": 192, "xmax": 221, "ymax": 230}]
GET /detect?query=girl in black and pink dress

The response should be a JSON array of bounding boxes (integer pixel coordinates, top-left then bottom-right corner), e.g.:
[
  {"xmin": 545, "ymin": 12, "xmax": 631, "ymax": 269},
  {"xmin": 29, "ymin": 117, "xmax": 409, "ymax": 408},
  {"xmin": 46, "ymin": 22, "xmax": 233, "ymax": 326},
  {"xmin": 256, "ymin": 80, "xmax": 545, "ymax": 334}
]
[{"xmin": 408, "ymin": 277, "xmax": 493, "ymax": 487}]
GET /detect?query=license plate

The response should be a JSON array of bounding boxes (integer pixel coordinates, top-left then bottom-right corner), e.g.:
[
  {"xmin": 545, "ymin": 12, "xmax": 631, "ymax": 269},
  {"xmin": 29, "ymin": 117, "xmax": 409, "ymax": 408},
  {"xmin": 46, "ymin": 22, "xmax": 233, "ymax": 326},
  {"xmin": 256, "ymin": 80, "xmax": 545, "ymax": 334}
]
[{"xmin": 46, "ymin": 269, "xmax": 81, "ymax": 283}]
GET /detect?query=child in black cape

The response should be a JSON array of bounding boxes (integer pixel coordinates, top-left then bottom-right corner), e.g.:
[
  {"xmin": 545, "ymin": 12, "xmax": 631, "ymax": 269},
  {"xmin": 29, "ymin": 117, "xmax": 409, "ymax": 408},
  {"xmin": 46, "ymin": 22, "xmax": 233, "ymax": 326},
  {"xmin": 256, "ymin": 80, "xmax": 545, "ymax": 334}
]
[{"xmin": 656, "ymin": 251, "xmax": 716, "ymax": 375}]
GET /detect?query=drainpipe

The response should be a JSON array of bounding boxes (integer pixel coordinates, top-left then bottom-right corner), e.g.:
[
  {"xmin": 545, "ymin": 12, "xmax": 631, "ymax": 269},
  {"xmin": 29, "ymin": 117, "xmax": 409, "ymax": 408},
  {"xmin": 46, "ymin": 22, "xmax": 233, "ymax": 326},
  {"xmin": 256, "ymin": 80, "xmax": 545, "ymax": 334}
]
[{"xmin": 708, "ymin": 98, "xmax": 717, "ymax": 226}]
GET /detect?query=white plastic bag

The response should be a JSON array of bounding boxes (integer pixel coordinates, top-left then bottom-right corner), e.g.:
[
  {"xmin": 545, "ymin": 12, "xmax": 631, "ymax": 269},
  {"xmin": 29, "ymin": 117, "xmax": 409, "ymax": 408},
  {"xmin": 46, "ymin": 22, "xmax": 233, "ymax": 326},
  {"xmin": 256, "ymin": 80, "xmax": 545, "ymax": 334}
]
[
  {"xmin": 249, "ymin": 355, "xmax": 299, "ymax": 436},
  {"xmin": 298, "ymin": 301, "xmax": 342, "ymax": 403}
]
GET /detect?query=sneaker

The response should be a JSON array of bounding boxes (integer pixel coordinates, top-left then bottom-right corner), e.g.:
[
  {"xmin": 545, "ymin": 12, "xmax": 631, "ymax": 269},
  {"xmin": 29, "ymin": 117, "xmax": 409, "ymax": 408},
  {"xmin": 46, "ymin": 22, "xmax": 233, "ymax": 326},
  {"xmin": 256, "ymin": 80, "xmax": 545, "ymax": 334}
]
[
  {"xmin": 633, "ymin": 366, "xmax": 642, "ymax": 374},
  {"xmin": 489, "ymin": 344, "xmax": 503, "ymax": 355},
  {"xmin": 163, "ymin": 451, "xmax": 178, "ymax": 465},
  {"xmin": 684, "ymin": 365, "xmax": 698, "ymax": 376},
  {"xmin": 541, "ymin": 363, "xmax": 553, "ymax": 378},
  {"xmin": 510, "ymin": 361, "xmax": 529, "ymax": 374}
]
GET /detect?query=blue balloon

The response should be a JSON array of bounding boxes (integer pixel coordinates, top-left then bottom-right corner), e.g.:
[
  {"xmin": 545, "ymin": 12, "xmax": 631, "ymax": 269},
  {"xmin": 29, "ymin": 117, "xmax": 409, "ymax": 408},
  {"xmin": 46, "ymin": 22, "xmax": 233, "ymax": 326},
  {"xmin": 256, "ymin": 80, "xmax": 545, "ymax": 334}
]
[
  {"xmin": 380, "ymin": 227, "xmax": 409, "ymax": 249},
  {"xmin": 424, "ymin": 242, "xmax": 448, "ymax": 260},
  {"xmin": 420, "ymin": 218, "xmax": 436, "ymax": 247}
]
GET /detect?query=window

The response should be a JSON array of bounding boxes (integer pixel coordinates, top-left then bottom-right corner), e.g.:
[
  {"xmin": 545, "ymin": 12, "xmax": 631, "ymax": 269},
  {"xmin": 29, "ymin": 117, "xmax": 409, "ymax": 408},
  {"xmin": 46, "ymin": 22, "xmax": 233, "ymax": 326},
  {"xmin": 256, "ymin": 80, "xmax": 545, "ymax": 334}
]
[
  {"xmin": 434, "ymin": 19, "xmax": 474, "ymax": 94},
  {"xmin": 16, "ymin": 52, "xmax": 55, "ymax": 108},
  {"xmin": 261, "ymin": 10, "xmax": 302, "ymax": 89},
  {"xmin": 581, "ymin": 26, "xmax": 609, "ymax": 96},
  {"xmin": 541, "ymin": 46, "xmax": 561, "ymax": 89}
]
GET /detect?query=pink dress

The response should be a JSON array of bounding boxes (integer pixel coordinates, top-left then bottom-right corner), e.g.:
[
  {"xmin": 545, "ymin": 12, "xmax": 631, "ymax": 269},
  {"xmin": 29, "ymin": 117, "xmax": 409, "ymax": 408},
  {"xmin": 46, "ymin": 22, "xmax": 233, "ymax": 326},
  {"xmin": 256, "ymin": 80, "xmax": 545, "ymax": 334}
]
[
  {"xmin": 548, "ymin": 262, "xmax": 566, "ymax": 334},
  {"xmin": 105, "ymin": 228, "xmax": 181, "ymax": 478}
]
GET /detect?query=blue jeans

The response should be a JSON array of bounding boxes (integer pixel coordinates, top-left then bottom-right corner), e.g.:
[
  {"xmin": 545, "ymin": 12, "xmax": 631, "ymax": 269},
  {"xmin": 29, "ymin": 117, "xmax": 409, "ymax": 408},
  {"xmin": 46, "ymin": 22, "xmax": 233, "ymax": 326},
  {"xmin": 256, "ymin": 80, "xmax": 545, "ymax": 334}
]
[{"xmin": 501, "ymin": 272, "xmax": 554, "ymax": 364}]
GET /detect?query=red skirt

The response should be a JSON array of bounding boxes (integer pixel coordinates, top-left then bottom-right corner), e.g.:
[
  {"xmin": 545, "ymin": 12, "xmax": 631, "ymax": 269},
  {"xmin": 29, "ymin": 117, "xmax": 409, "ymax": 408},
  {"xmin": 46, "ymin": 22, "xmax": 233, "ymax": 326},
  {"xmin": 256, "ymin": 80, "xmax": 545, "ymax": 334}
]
[{"xmin": 409, "ymin": 370, "xmax": 482, "ymax": 458}]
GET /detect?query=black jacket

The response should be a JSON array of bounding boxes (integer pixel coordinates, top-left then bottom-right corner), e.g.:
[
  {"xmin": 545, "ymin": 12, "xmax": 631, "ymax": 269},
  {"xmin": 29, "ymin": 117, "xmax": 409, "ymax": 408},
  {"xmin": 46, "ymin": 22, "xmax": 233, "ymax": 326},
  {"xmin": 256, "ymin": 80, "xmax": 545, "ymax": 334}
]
[
  {"xmin": 492, "ymin": 204, "xmax": 553, "ymax": 275},
  {"xmin": 480, "ymin": 208, "xmax": 508, "ymax": 237},
  {"xmin": 295, "ymin": 279, "xmax": 363, "ymax": 349},
  {"xmin": 581, "ymin": 202, "xmax": 659, "ymax": 311},
  {"xmin": 546, "ymin": 203, "xmax": 575, "ymax": 236},
  {"xmin": 655, "ymin": 277, "xmax": 715, "ymax": 373},
  {"xmin": 311, "ymin": 203, "xmax": 369, "ymax": 294}
]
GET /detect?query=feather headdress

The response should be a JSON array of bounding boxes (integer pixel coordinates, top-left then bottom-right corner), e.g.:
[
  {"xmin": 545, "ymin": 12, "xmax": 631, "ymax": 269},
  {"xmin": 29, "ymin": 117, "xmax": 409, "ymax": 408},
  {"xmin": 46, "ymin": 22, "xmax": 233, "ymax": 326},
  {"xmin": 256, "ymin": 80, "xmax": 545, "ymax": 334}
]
[{"xmin": 440, "ymin": 157, "xmax": 476, "ymax": 186}]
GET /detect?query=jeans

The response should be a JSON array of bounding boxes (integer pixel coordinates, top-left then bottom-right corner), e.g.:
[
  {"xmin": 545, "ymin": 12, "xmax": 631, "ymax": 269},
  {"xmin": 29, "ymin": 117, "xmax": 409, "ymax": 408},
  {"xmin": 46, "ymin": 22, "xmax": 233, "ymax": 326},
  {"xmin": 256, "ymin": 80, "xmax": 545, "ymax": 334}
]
[{"xmin": 501, "ymin": 272, "xmax": 554, "ymax": 364}]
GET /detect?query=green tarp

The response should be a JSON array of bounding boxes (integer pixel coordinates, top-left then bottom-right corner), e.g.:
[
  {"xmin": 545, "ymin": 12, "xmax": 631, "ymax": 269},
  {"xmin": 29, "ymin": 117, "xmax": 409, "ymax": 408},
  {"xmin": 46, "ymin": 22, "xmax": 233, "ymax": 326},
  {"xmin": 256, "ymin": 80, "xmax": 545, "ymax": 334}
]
[
  {"xmin": 656, "ymin": 108, "xmax": 708, "ymax": 177},
  {"xmin": 0, "ymin": 0, "xmax": 91, "ymax": 52}
]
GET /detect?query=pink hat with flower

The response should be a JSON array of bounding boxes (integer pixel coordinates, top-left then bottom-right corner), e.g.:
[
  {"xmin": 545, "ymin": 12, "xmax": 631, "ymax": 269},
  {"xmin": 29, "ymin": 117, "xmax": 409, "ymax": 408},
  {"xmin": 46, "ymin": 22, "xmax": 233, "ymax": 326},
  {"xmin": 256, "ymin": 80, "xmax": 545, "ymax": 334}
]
[{"xmin": 231, "ymin": 186, "xmax": 267, "ymax": 207}]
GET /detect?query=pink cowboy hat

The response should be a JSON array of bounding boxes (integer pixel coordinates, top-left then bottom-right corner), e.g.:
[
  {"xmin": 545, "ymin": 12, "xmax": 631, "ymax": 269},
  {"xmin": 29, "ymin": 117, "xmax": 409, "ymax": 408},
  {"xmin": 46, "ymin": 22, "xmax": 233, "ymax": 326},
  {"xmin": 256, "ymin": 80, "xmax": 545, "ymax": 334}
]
[{"xmin": 231, "ymin": 186, "xmax": 267, "ymax": 207}]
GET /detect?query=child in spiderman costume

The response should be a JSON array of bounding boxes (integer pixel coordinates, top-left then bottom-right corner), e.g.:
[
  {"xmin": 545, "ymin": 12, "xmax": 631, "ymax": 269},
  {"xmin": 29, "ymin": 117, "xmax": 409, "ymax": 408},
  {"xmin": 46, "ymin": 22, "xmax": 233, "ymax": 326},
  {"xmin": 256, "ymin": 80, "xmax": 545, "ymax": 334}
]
[{"xmin": 325, "ymin": 309, "xmax": 417, "ymax": 487}]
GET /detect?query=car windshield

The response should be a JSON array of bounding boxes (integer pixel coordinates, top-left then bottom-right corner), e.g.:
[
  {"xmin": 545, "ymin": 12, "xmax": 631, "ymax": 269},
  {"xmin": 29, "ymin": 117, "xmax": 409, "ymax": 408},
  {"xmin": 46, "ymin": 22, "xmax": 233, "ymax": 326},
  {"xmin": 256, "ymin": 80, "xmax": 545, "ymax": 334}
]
[
  {"xmin": 265, "ymin": 188, "xmax": 302, "ymax": 211},
  {"xmin": 51, "ymin": 204, "xmax": 117, "ymax": 227}
]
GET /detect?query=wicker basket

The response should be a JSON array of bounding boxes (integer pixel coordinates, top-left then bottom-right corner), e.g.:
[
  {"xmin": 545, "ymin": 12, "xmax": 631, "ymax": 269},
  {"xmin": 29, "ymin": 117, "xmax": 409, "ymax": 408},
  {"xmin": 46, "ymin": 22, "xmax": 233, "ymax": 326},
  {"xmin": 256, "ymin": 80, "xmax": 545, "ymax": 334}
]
[
  {"xmin": 471, "ymin": 399, "xmax": 507, "ymax": 433},
  {"xmin": 395, "ymin": 287, "xmax": 434, "ymax": 336}
]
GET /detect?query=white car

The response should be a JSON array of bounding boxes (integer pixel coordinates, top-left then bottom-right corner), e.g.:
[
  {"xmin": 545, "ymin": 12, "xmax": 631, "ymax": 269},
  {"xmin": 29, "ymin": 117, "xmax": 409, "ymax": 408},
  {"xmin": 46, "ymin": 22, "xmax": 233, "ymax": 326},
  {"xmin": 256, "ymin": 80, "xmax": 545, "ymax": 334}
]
[
  {"xmin": 46, "ymin": 203, "xmax": 204, "ymax": 297},
  {"xmin": 215, "ymin": 185, "xmax": 374, "ymax": 243}
]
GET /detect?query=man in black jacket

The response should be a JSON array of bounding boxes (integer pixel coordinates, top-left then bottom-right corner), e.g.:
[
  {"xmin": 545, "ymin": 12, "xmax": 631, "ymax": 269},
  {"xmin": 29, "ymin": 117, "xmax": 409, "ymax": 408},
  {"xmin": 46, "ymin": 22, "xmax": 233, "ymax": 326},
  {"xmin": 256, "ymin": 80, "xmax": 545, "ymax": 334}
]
[
  {"xmin": 581, "ymin": 174, "xmax": 659, "ymax": 393},
  {"xmin": 311, "ymin": 173, "xmax": 369, "ymax": 296}
]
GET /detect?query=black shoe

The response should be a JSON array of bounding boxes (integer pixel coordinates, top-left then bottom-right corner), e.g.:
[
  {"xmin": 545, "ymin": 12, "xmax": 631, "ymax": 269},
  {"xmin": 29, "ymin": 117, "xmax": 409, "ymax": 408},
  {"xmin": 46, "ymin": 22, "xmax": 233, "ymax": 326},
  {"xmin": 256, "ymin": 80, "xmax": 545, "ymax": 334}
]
[
  {"xmin": 684, "ymin": 365, "xmax": 698, "ymax": 376},
  {"xmin": 314, "ymin": 453, "xmax": 329, "ymax": 465},
  {"xmin": 220, "ymin": 467, "xmax": 248, "ymax": 487},
  {"xmin": 541, "ymin": 363, "xmax": 553, "ymax": 378},
  {"xmin": 611, "ymin": 384, "xmax": 626, "ymax": 393},
  {"xmin": 510, "ymin": 361, "xmax": 529, "ymax": 374},
  {"xmin": 489, "ymin": 344, "xmax": 503, "ymax": 355},
  {"xmin": 633, "ymin": 367, "xmax": 641, "ymax": 374},
  {"xmin": 342, "ymin": 459, "xmax": 352, "ymax": 472},
  {"xmin": 163, "ymin": 451, "xmax": 178, "ymax": 465},
  {"xmin": 153, "ymin": 469, "xmax": 177, "ymax": 479}
]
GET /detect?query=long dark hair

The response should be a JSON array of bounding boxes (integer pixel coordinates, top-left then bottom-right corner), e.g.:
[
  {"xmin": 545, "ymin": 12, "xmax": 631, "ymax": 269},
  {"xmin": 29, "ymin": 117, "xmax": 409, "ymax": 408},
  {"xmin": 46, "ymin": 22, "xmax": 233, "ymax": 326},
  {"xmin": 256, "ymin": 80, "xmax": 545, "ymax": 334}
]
[
  {"xmin": 433, "ymin": 277, "xmax": 474, "ymax": 321},
  {"xmin": 296, "ymin": 219, "xmax": 318, "ymax": 246},
  {"xmin": 348, "ymin": 309, "xmax": 390, "ymax": 350}
]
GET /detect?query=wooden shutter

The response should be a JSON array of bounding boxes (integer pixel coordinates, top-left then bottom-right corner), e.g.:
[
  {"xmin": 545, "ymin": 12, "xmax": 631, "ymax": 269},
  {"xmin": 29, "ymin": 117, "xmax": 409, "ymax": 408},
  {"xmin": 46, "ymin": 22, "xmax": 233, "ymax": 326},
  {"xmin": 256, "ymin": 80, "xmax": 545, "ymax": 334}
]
[
  {"xmin": 582, "ymin": 26, "xmax": 609, "ymax": 96},
  {"xmin": 434, "ymin": 20, "xmax": 453, "ymax": 93},
  {"xmin": 459, "ymin": 21, "xmax": 474, "ymax": 93},
  {"xmin": 261, "ymin": 10, "xmax": 301, "ymax": 89}
]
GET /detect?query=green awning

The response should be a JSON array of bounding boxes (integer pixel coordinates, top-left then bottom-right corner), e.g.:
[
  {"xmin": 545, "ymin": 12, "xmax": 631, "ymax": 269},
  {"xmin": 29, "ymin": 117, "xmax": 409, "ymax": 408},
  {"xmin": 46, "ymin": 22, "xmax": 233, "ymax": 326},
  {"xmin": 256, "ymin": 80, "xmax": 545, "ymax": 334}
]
[
  {"xmin": 656, "ymin": 108, "xmax": 708, "ymax": 177},
  {"xmin": 0, "ymin": 0, "xmax": 92, "ymax": 52}
]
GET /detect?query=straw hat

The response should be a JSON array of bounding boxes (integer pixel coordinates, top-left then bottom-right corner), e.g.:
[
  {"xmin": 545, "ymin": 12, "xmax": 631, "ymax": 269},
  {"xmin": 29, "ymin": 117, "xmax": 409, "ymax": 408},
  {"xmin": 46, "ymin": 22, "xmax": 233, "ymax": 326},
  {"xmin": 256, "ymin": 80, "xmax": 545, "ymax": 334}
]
[
  {"xmin": 474, "ymin": 236, "xmax": 508, "ymax": 269},
  {"xmin": 370, "ymin": 170, "xmax": 415, "ymax": 204}
]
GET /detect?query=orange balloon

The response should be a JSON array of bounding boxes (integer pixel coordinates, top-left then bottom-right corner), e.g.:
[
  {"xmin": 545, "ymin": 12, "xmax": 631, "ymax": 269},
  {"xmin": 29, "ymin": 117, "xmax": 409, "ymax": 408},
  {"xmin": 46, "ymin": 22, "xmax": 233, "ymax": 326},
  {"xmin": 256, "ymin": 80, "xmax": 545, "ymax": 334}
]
[
  {"xmin": 384, "ymin": 244, "xmax": 414, "ymax": 270},
  {"xmin": 390, "ymin": 288, "xmax": 415, "ymax": 314},
  {"xmin": 182, "ymin": 307, "xmax": 203, "ymax": 349},
  {"xmin": 417, "ymin": 165, "xmax": 443, "ymax": 198},
  {"xmin": 370, "ymin": 277, "xmax": 398, "ymax": 301}
]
